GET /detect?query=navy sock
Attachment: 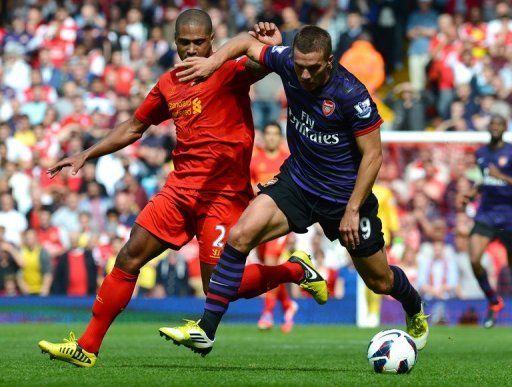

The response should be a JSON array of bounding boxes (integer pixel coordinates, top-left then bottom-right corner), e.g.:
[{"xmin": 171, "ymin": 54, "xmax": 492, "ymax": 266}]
[
  {"xmin": 475, "ymin": 269, "xmax": 498, "ymax": 304},
  {"xmin": 389, "ymin": 265, "xmax": 422, "ymax": 317},
  {"xmin": 198, "ymin": 310, "xmax": 222, "ymax": 340},
  {"xmin": 199, "ymin": 244, "xmax": 248, "ymax": 339}
]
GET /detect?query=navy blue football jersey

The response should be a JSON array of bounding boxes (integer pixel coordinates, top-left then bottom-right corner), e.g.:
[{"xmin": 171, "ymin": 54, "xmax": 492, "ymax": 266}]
[
  {"xmin": 259, "ymin": 45, "xmax": 383, "ymax": 203},
  {"xmin": 475, "ymin": 143, "xmax": 512, "ymax": 208}
]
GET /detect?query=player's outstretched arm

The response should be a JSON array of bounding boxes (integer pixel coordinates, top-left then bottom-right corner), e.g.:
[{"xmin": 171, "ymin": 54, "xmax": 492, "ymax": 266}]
[
  {"xmin": 47, "ymin": 117, "xmax": 149, "ymax": 178},
  {"xmin": 339, "ymin": 130, "xmax": 383, "ymax": 249},
  {"xmin": 176, "ymin": 22, "xmax": 282, "ymax": 83},
  {"xmin": 488, "ymin": 163, "xmax": 512, "ymax": 185}
]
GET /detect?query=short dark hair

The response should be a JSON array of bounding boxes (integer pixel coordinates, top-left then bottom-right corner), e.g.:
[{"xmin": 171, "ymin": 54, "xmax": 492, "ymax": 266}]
[
  {"xmin": 292, "ymin": 25, "xmax": 332, "ymax": 59},
  {"xmin": 175, "ymin": 9, "xmax": 212, "ymax": 37},
  {"xmin": 490, "ymin": 114, "xmax": 507, "ymax": 126}
]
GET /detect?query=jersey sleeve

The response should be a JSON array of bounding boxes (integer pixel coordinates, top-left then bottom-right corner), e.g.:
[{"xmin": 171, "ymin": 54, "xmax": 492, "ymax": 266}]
[
  {"xmin": 134, "ymin": 80, "xmax": 171, "ymax": 126},
  {"xmin": 259, "ymin": 45, "xmax": 291, "ymax": 76},
  {"xmin": 342, "ymin": 85, "xmax": 383, "ymax": 137},
  {"xmin": 213, "ymin": 57, "xmax": 262, "ymax": 88},
  {"xmin": 232, "ymin": 56, "xmax": 266, "ymax": 86}
]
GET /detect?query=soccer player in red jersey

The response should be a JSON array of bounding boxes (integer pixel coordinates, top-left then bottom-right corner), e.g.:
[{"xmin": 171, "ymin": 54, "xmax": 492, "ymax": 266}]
[
  {"xmin": 38, "ymin": 10, "xmax": 327, "ymax": 367},
  {"xmin": 250, "ymin": 122, "xmax": 297, "ymax": 333}
]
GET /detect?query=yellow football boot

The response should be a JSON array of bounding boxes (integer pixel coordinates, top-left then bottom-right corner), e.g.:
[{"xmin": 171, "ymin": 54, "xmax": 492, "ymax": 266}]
[
  {"xmin": 39, "ymin": 332, "xmax": 97, "ymax": 368},
  {"xmin": 289, "ymin": 250, "xmax": 329, "ymax": 305},
  {"xmin": 159, "ymin": 320, "xmax": 214, "ymax": 357},
  {"xmin": 406, "ymin": 304, "xmax": 429, "ymax": 350}
]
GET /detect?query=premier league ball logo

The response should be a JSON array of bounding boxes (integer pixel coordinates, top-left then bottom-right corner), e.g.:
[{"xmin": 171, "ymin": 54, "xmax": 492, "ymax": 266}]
[
  {"xmin": 322, "ymin": 99, "xmax": 335, "ymax": 117},
  {"xmin": 354, "ymin": 98, "xmax": 372, "ymax": 119}
]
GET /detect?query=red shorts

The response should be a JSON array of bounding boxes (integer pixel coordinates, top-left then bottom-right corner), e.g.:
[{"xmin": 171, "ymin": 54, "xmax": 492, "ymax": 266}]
[{"xmin": 135, "ymin": 184, "xmax": 251, "ymax": 265}]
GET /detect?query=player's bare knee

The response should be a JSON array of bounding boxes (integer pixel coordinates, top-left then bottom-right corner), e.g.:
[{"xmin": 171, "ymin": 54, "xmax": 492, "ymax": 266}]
[
  {"xmin": 227, "ymin": 224, "xmax": 255, "ymax": 253},
  {"xmin": 115, "ymin": 241, "xmax": 144, "ymax": 273}
]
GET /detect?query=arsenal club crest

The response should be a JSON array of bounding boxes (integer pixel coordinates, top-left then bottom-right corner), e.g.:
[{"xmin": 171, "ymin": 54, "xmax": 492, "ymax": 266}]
[
  {"xmin": 499, "ymin": 156, "xmax": 508, "ymax": 167},
  {"xmin": 322, "ymin": 99, "xmax": 335, "ymax": 117}
]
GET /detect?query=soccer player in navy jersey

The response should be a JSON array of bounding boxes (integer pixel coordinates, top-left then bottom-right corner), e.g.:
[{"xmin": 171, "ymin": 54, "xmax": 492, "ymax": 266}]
[
  {"xmin": 466, "ymin": 115, "xmax": 512, "ymax": 328},
  {"xmin": 165, "ymin": 23, "xmax": 428, "ymax": 354}
]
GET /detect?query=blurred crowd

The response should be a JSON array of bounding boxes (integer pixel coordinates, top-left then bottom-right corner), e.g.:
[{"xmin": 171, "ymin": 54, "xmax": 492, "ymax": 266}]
[{"xmin": 0, "ymin": 0, "xmax": 511, "ymax": 301}]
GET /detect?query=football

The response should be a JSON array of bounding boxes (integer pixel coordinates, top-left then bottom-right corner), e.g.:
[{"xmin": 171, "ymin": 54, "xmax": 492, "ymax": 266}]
[{"xmin": 367, "ymin": 329, "xmax": 417, "ymax": 374}]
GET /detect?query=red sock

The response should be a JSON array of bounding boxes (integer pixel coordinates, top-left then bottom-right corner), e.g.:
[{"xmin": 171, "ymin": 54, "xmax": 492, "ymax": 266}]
[
  {"xmin": 237, "ymin": 261, "xmax": 303, "ymax": 299},
  {"xmin": 277, "ymin": 284, "xmax": 292, "ymax": 311},
  {"xmin": 263, "ymin": 289, "xmax": 277, "ymax": 315},
  {"xmin": 78, "ymin": 267, "xmax": 138, "ymax": 353}
]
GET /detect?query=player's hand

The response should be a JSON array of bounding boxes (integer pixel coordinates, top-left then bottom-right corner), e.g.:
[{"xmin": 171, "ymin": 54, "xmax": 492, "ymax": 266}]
[
  {"xmin": 339, "ymin": 209, "xmax": 360, "ymax": 250},
  {"xmin": 175, "ymin": 56, "xmax": 218, "ymax": 84},
  {"xmin": 488, "ymin": 164, "xmax": 503, "ymax": 179},
  {"xmin": 248, "ymin": 22, "xmax": 283, "ymax": 46},
  {"xmin": 47, "ymin": 152, "xmax": 87, "ymax": 178}
]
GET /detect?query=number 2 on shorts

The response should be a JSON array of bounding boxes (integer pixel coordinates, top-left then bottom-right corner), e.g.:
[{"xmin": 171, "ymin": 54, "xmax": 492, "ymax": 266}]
[{"xmin": 213, "ymin": 225, "xmax": 226, "ymax": 248}]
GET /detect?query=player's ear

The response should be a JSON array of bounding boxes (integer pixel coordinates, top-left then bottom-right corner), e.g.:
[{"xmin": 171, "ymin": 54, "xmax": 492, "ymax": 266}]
[{"xmin": 210, "ymin": 32, "xmax": 215, "ymax": 42}]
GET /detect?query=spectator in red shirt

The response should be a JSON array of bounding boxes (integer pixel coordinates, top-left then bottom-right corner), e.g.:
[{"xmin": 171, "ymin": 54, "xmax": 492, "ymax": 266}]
[
  {"xmin": 429, "ymin": 14, "xmax": 463, "ymax": 118},
  {"xmin": 38, "ymin": 7, "xmax": 77, "ymax": 68},
  {"xmin": 23, "ymin": 71, "xmax": 58, "ymax": 104},
  {"xmin": 51, "ymin": 232, "xmax": 97, "ymax": 296},
  {"xmin": 36, "ymin": 207, "xmax": 68, "ymax": 259},
  {"xmin": 103, "ymin": 51, "xmax": 135, "ymax": 97},
  {"xmin": 60, "ymin": 96, "xmax": 92, "ymax": 136}
]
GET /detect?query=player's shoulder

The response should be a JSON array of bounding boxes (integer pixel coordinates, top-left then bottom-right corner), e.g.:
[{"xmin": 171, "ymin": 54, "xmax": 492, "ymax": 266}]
[
  {"xmin": 251, "ymin": 146, "xmax": 264, "ymax": 158},
  {"xmin": 279, "ymin": 147, "xmax": 290, "ymax": 158},
  {"xmin": 268, "ymin": 45, "xmax": 292, "ymax": 56},
  {"xmin": 331, "ymin": 64, "xmax": 370, "ymax": 105},
  {"xmin": 475, "ymin": 145, "xmax": 487, "ymax": 159},
  {"xmin": 327, "ymin": 64, "xmax": 376, "ymax": 121},
  {"xmin": 265, "ymin": 45, "xmax": 293, "ymax": 64},
  {"xmin": 159, "ymin": 68, "xmax": 179, "ymax": 85}
]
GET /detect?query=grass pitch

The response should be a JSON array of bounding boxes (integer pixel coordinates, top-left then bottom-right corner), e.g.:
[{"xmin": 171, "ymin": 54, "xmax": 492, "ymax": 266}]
[{"xmin": 0, "ymin": 323, "xmax": 510, "ymax": 386}]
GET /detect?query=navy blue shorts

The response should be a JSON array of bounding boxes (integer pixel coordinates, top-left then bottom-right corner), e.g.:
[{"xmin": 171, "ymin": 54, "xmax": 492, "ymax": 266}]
[
  {"xmin": 258, "ymin": 167, "xmax": 384, "ymax": 258},
  {"xmin": 470, "ymin": 220, "xmax": 512, "ymax": 252}
]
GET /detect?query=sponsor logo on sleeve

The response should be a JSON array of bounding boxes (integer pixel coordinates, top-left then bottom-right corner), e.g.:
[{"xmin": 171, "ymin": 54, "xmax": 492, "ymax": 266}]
[
  {"xmin": 322, "ymin": 99, "xmax": 335, "ymax": 117},
  {"xmin": 354, "ymin": 98, "xmax": 371, "ymax": 119},
  {"xmin": 271, "ymin": 46, "xmax": 287, "ymax": 54}
]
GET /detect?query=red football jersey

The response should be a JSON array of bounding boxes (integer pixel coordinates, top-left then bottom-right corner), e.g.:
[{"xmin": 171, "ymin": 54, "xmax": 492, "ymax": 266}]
[
  {"xmin": 250, "ymin": 146, "xmax": 289, "ymax": 186},
  {"xmin": 135, "ymin": 58, "xmax": 259, "ymax": 194}
]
